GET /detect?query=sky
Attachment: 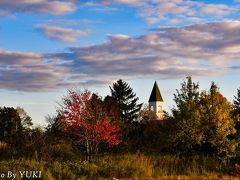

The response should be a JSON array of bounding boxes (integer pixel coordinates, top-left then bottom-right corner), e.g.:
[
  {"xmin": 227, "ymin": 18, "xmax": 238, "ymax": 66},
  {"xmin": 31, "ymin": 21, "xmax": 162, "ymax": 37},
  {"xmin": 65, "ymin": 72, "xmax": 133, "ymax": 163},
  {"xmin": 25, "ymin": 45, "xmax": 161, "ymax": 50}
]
[{"xmin": 0, "ymin": 0, "xmax": 240, "ymax": 126}]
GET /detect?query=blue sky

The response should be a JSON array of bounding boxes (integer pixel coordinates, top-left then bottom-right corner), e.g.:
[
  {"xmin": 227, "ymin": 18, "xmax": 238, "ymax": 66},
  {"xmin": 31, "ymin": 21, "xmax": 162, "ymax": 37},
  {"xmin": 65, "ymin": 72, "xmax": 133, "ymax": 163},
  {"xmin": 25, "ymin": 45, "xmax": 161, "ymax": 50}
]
[{"xmin": 0, "ymin": 0, "xmax": 240, "ymax": 126}]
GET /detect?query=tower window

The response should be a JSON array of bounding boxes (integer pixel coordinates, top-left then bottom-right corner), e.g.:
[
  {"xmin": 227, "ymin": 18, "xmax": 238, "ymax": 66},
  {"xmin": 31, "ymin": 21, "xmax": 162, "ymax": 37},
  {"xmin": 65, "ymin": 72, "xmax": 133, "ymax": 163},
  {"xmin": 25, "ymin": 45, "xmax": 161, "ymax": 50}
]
[
  {"xmin": 158, "ymin": 105, "xmax": 162, "ymax": 113},
  {"xmin": 150, "ymin": 106, "xmax": 154, "ymax": 111}
]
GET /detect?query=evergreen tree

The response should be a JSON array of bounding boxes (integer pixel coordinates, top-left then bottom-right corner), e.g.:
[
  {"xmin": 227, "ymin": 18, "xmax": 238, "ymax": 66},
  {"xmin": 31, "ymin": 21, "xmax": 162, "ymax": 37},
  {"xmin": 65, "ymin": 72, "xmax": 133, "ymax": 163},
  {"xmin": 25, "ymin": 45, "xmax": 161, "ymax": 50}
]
[
  {"xmin": 232, "ymin": 88, "xmax": 240, "ymax": 127},
  {"xmin": 233, "ymin": 88, "xmax": 240, "ymax": 112},
  {"xmin": 231, "ymin": 88, "xmax": 240, "ymax": 144},
  {"xmin": 110, "ymin": 79, "xmax": 142, "ymax": 123}
]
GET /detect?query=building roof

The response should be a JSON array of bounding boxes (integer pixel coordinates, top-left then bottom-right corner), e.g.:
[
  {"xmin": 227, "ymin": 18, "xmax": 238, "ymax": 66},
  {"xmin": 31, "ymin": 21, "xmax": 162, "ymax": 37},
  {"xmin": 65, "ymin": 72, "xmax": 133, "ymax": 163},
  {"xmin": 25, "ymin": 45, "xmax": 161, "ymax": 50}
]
[{"xmin": 149, "ymin": 81, "xmax": 163, "ymax": 102}]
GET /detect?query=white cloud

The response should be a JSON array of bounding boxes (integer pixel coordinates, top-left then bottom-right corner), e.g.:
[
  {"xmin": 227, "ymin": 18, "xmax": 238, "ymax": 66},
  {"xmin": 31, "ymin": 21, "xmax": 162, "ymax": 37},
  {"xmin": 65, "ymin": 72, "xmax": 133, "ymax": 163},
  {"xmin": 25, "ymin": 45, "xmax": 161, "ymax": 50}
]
[
  {"xmin": 200, "ymin": 4, "xmax": 232, "ymax": 15},
  {"xmin": 0, "ymin": 50, "xmax": 67, "ymax": 91},
  {"xmin": 36, "ymin": 25, "xmax": 90, "ymax": 42},
  {"xmin": 1, "ymin": 0, "xmax": 238, "ymax": 25},
  {"xmin": 1, "ymin": 21, "xmax": 240, "ymax": 92},
  {"xmin": 85, "ymin": 0, "xmax": 239, "ymax": 24},
  {"xmin": 49, "ymin": 21, "xmax": 240, "ymax": 87},
  {"xmin": 43, "ymin": 19, "xmax": 101, "ymax": 26},
  {"xmin": 0, "ymin": 0, "xmax": 76, "ymax": 15}
]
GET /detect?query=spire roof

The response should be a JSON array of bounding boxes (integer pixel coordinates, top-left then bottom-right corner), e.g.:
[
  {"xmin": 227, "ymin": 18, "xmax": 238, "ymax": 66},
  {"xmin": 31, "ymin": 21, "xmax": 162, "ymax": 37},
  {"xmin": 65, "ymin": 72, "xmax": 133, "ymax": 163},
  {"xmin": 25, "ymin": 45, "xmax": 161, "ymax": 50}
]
[{"xmin": 149, "ymin": 81, "xmax": 163, "ymax": 102}]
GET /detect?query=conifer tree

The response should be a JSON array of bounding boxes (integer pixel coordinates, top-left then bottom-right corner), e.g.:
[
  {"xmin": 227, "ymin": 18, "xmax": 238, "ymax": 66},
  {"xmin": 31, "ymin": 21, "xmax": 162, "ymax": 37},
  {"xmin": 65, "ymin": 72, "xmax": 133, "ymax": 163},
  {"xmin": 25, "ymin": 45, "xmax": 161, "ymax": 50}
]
[
  {"xmin": 232, "ymin": 88, "xmax": 240, "ymax": 138},
  {"xmin": 233, "ymin": 88, "xmax": 240, "ymax": 118},
  {"xmin": 110, "ymin": 79, "xmax": 142, "ymax": 123}
]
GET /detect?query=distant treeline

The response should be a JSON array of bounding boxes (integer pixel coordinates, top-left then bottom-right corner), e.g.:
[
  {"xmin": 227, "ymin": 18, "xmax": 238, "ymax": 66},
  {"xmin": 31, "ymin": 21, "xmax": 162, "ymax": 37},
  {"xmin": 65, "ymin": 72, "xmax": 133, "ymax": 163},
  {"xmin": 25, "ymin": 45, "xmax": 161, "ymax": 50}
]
[{"xmin": 1, "ymin": 77, "xmax": 240, "ymax": 175}]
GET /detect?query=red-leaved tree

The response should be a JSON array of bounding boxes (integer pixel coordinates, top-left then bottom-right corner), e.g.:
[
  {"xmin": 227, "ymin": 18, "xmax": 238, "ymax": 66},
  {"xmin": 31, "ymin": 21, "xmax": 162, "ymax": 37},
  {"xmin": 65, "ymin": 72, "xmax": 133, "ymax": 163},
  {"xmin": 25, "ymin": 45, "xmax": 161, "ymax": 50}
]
[{"xmin": 59, "ymin": 90, "xmax": 121, "ymax": 160}]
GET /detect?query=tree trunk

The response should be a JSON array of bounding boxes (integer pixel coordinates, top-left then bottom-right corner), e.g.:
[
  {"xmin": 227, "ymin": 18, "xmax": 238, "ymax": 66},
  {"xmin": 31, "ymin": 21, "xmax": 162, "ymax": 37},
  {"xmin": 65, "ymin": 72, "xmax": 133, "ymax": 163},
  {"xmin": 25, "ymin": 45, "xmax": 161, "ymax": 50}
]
[{"xmin": 86, "ymin": 140, "xmax": 90, "ymax": 161}]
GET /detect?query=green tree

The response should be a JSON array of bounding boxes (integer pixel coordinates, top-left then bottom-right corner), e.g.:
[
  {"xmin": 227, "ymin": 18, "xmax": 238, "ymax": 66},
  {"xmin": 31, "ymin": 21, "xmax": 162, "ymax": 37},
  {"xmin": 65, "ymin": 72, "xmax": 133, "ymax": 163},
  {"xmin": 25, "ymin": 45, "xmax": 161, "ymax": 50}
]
[
  {"xmin": 21, "ymin": 127, "xmax": 45, "ymax": 159},
  {"xmin": 110, "ymin": 79, "xmax": 142, "ymax": 123},
  {"xmin": 167, "ymin": 77, "xmax": 203, "ymax": 154},
  {"xmin": 200, "ymin": 83, "xmax": 237, "ymax": 159},
  {"xmin": 0, "ymin": 107, "xmax": 23, "ymax": 157},
  {"xmin": 233, "ymin": 88, "xmax": 240, "ymax": 114},
  {"xmin": 166, "ymin": 78, "xmax": 237, "ymax": 159},
  {"xmin": 45, "ymin": 114, "xmax": 67, "ymax": 137},
  {"xmin": 232, "ymin": 88, "xmax": 240, "ymax": 135},
  {"xmin": 16, "ymin": 107, "xmax": 33, "ymax": 130}
]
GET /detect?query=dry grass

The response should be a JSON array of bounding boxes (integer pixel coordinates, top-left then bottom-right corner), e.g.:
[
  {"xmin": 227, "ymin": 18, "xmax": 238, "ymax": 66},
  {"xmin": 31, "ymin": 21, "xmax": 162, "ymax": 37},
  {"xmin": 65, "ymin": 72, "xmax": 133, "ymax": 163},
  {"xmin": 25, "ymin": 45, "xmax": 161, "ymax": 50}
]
[{"xmin": 0, "ymin": 154, "xmax": 238, "ymax": 179}]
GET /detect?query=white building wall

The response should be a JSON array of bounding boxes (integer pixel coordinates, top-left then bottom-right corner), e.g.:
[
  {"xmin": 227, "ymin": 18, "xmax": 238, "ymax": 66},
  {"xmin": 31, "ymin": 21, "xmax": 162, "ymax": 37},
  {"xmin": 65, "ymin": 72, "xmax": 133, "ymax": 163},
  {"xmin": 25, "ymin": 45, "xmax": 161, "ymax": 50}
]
[{"xmin": 149, "ymin": 101, "xmax": 164, "ymax": 120}]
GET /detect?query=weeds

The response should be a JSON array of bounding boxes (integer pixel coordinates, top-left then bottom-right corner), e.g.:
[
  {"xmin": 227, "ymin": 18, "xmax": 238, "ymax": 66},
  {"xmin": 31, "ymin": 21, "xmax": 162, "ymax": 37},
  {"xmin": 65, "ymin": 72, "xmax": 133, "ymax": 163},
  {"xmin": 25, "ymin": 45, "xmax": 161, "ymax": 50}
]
[{"xmin": 0, "ymin": 154, "xmax": 236, "ymax": 179}]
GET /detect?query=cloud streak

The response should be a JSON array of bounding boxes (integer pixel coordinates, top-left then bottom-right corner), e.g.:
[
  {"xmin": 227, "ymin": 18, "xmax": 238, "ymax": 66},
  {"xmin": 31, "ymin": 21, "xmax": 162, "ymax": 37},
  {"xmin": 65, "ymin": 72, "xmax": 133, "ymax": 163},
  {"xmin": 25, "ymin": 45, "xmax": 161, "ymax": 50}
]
[
  {"xmin": 0, "ymin": 50, "xmax": 67, "ymax": 91},
  {"xmin": 1, "ymin": 21, "xmax": 240, "ymax": 92},
  {"xmin": 50, "ymin": 20, "xmax": 240, "ymax": 87},
  {"xmin": 1, "ymin": 0, "xmax": 238, "ymax": 26},
  {"xmin": 84, "ymin": 0, "xmax": 240, "ymax": 24},
  {"xmin": 0, "ymin": 0, "xmax": 76, "ymax": 16},
  {"xmin": 36, "ymin": 25, "xmax": 90, "ymax": 42}
]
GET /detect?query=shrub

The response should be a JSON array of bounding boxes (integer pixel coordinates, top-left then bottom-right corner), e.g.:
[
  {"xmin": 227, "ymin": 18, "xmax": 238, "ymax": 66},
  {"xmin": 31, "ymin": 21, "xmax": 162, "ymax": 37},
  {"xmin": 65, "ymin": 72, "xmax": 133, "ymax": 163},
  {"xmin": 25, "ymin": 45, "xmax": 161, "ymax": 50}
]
[{"xmin": 40, "ymin": 140, "xmax": 76, "ymax": 161}]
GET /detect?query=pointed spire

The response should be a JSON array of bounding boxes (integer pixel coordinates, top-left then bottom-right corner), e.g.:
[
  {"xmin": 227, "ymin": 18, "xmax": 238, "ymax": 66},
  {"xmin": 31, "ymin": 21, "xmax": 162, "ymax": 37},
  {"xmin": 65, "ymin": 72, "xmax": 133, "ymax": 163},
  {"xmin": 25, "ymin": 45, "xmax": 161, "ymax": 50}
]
[{"xmin": 149, "ymin": 81, "xmax": 163, "ymax": 102}]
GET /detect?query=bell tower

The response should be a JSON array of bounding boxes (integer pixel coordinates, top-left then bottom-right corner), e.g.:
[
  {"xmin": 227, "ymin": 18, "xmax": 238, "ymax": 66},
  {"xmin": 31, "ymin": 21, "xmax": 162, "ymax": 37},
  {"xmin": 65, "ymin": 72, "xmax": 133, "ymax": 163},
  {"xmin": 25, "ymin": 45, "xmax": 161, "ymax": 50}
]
[{"xmin": 148, "ymin": 81, "xmax": 164, "ymax": 119}]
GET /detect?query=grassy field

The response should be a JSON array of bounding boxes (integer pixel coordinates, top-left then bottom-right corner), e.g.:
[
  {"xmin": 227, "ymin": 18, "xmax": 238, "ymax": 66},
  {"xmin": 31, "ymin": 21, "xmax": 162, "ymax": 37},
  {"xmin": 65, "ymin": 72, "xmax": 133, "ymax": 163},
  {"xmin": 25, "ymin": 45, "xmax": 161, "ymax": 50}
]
[{"xmin": 0, "ymin": 154, "xmax": 238, "ymax": 179}]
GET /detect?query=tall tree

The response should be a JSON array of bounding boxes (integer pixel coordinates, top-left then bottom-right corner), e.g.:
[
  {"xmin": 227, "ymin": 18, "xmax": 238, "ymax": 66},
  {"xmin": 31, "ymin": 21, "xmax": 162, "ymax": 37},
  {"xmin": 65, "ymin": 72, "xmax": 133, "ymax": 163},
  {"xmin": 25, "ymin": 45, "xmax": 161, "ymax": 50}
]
[
  {"xmin": 167, "ymin": 77, "xmax": 203, "ymax": 153},
  {"xmin": 233, "ymin": 88, "xmax": 240, "ymax": 114},
  {"xmin": 110, "ymin": 79, "xmax": 142, "ymax": 123},
  {"xmin": 0, "ymin": 107, "xmax": 23, "ymax": 156},
  {"xmin": 200, "ymin": 83, "xmax": 237, "ymax": 159},
  {"xmin": 59, "ymin": 90, "xmax": 121, "ymax": 161},
  {"xmin": 16, "ymin": 107, "xmax": 33, "ymax": 130},
  {"xmin": 45, "ymin": 114, "xmax": 67, "ymax": 138},
  {"xmin": 166, "ymin": 79, "xmax": 237, "ymax": 159},
  {"xmin": 232, "ymin": 88, "xmax": 240, "ymax": 133}
]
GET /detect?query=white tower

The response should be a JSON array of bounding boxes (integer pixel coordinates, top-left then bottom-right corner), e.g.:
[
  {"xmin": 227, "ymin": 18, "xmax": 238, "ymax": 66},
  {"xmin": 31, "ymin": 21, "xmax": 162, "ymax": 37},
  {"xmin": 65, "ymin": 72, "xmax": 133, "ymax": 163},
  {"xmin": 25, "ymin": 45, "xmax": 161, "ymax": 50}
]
[{"xmin": 148, "ymin": 81, "xmax": 164, "ymax": 120}]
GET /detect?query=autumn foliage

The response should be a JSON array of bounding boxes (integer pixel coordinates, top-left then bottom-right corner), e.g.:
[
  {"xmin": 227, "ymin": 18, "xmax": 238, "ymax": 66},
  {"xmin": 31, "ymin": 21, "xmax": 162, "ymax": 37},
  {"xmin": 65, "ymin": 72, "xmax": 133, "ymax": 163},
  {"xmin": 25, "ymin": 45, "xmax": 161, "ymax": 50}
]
[
  {"xmin": 59, "ymin": 90, "xmax": 121, "ymax": 160},
  {"xmin": 165, "ymin": 78, "xmax": 237, "ymax": 159}
]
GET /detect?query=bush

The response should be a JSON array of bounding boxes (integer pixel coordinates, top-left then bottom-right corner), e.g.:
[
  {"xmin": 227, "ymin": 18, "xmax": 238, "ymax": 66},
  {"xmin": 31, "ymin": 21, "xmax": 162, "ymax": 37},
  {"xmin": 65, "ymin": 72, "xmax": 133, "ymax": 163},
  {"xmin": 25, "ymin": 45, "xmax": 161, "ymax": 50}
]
[
  {"xmin": 40, "ymin": 140, "xmax": 76, "ymax": 161},
  {"xmin": 0, "ymin": 141, "xmax": 10, "ymax": 159}
]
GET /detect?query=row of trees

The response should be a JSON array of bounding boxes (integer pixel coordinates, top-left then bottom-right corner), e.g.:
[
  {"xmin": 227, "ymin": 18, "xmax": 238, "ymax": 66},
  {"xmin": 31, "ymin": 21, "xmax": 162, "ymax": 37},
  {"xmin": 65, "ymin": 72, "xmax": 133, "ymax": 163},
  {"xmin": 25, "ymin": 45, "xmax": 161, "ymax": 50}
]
[
  {"xmin": 55, "ymin": 79, "xmax": 143, "ymax": 160},
  {"xmin": 164, "ymin": 77, "xmax": 239, "ymax": 159},
  {"xmin": 1, "ymin": 77, "xmax": 240, "ymax": 162},
  {"xmin": 55, "ymin": 77, "xmax": 240, "ymax": 160},
  {"xmin": 0, "ymin": 107, "xmax": 46, "ymax": 159},
  {"xmin": 0, "ymin": 79, "xmax": 143, "ymax": 160}
]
